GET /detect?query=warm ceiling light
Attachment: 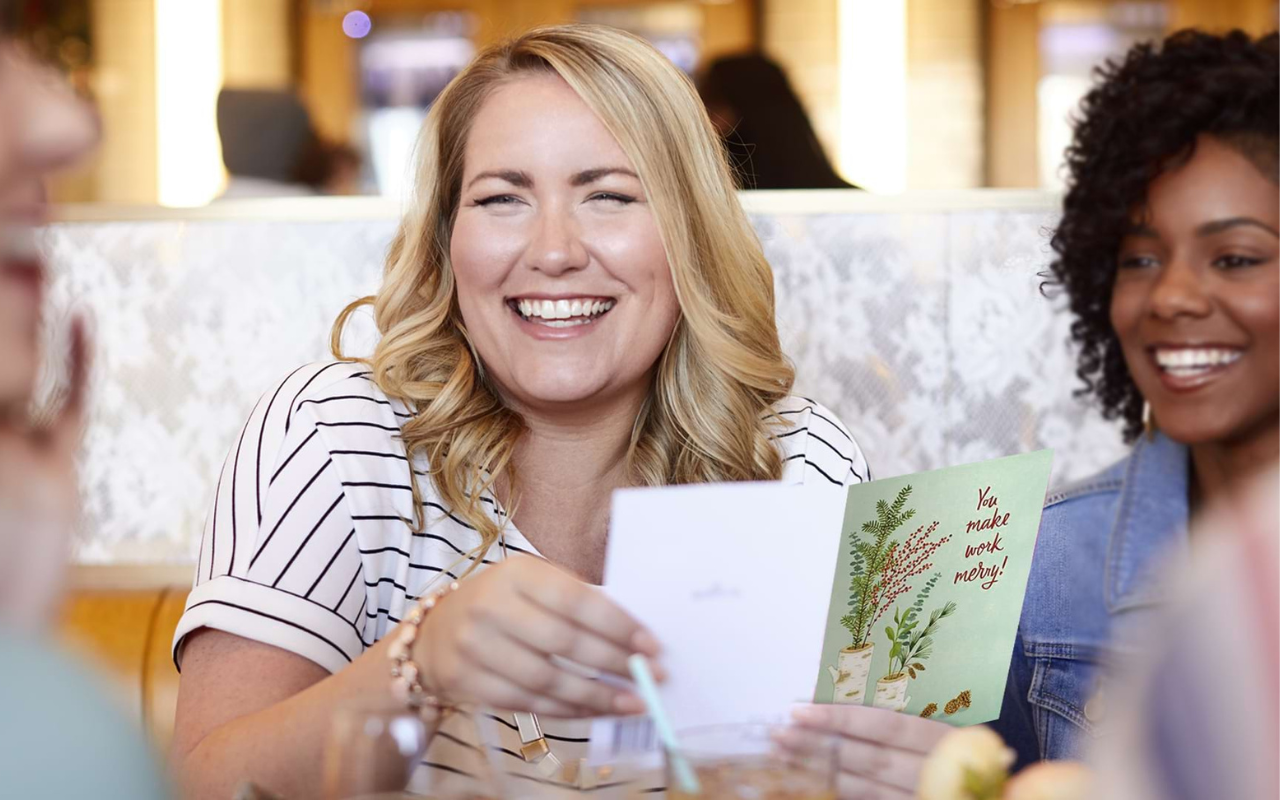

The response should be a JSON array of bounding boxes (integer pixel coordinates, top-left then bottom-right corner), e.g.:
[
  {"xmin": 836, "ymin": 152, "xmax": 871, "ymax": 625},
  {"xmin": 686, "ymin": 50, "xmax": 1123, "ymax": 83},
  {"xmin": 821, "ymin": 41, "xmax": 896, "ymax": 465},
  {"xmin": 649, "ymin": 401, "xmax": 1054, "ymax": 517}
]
[
  {"xmin": 155, "ymin": 0, "xmax": 224, "ymax": 207},
  {"xmin": 837, "ymin": 0, "xmax": 906, "ymax": 192}
]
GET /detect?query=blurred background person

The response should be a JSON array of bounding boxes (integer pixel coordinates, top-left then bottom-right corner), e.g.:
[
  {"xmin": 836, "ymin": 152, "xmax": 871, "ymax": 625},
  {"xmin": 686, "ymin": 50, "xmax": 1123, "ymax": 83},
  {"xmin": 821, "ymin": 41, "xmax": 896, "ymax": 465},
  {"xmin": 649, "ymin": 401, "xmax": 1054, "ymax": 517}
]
[
  {"xmin": 0, "ymin": 39, "xmax": 169, "ymax": 800},
  {"xmin": 217, "ymin": 87, "xmax": 361, "ymax": 199},
  {"xmin": 293, "ymin": 136, "xmax": 365, "ymax": 197},
  {"xmin": 697, "ymin": 53, "xmax": 855, "ymax": 190},
  {"xmin": 993, "ymin": 27, "xmax": 1278, "ymax": 766}
]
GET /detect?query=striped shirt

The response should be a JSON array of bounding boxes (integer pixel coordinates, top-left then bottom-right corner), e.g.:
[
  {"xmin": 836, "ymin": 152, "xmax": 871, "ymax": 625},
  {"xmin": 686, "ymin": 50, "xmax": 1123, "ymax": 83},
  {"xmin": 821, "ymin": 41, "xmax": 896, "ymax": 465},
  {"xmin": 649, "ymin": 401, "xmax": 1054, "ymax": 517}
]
[{"xmin": 172, "ymin": 361, "xmax": 871, "ymax": 794}]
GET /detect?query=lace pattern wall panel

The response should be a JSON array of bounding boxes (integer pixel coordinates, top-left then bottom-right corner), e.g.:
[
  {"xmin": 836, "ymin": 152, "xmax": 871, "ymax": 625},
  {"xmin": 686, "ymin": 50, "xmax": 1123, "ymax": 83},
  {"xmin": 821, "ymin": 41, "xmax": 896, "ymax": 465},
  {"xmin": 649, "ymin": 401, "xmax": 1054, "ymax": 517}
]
[{"xmin": 41, "ymin": 204, "xmax": 1125, "ymax": 564}]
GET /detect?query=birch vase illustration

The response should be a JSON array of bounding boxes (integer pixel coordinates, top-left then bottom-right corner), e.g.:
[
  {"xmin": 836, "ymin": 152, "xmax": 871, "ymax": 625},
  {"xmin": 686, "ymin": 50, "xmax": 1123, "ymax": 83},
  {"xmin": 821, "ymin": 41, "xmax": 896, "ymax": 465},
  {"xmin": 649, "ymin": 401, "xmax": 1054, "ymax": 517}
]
[
  {"xmin": 833, "ymin": 486, "xmax": 924, "ymax": 703},
  {"xmin": 873, "ymin": 574, "xmax": 958, "ymax": 714},
  {"xmin": 833, "ymin": 486, "xmax": 952, "ymax": 710},
  {"xmin": 872, "ymin": 673, "xmax": 911, "ymax": 712},
  {"xmin": 827, "ymin": 644, "xmax": 875, "ymax": 704}
]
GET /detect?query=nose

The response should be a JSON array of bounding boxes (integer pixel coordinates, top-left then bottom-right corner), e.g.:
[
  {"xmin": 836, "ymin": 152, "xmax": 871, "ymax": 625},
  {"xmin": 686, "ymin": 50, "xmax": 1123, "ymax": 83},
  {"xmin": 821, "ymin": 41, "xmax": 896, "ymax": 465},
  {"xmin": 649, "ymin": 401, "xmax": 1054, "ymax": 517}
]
[
  {"xmin": 526, "ymin": 205, "xmax": 589, "ymax": 276},
  {"xmin": 0, "ymin": 45, "xmax": 100, "ymax": 185},
  {"xmin": 1148, "ymin": 256, "xmax": 1211, "ymax": 321}
]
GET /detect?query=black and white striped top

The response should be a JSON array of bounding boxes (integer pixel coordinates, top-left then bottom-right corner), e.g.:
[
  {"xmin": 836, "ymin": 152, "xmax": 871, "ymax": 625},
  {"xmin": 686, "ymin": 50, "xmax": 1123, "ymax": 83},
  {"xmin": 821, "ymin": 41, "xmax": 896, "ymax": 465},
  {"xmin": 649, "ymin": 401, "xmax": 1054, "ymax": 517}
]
[{"xmin": 172, "ymin": 361, "xmax": 871, "ymax": 793}]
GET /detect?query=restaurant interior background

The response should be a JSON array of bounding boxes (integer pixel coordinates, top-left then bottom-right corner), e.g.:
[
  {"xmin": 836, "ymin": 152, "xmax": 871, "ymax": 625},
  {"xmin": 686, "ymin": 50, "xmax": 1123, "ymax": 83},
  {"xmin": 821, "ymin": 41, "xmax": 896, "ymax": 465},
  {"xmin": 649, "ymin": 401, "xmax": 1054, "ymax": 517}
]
[
  {"xmin": 13, "ymin": 0, "xmax": 1278, "ymax": 758},
  {"xmin": 23, "ymin": 0, "xmax": 1280, "ymax": 204}
]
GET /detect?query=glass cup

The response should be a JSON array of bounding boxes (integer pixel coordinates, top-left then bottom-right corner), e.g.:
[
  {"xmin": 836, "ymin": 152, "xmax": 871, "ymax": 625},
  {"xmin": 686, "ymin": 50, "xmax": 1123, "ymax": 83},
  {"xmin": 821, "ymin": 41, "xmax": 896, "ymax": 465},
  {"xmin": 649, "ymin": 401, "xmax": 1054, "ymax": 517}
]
[
  {"xmin": 322, "ymin": 701, "xmax": 432, "ymax": 800},
  {"xmin": 665, "ymin": 724, "xmax": 838, "ymax": 800},
  {"xmin": 472, "ymin": 712, "xmax": 662, "ymax": 800}
]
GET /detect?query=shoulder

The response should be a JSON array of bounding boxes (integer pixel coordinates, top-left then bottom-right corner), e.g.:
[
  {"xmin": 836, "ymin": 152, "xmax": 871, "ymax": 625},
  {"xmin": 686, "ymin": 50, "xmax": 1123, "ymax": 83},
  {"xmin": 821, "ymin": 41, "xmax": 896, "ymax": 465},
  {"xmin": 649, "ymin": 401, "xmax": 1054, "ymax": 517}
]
[
  {"xmin": 1044, "ymin": 455, "xmax": 1129, "ymax": 510},
  {"xmin": 1037, "ymin": 452, "xmax": 1129, "ymax": 536},
  {"xmin": 1035, "ymin": 453, "xmax": 1129, "ymax": 552},
  {"xmin": 1019, "ymin": 453, "xmax": 1132, "ymax": 644},
  {"xmin": 770, "ymin": 396, "xmax": 871, "ymax": 486},
  {"xmin": 255, "ymin": 361, "xmax": 412, "ymax": 447},
  {"xmin": 265, "ymin": 361, "xmax": 406, "ymax": 421}
]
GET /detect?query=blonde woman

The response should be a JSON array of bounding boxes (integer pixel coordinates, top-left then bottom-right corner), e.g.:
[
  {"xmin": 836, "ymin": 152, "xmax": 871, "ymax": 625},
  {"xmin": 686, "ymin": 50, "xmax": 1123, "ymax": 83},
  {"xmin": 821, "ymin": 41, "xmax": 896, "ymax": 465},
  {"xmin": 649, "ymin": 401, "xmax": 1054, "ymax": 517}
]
[{"xmin": 170, "ymin": 25, "xmax": 871, "ymax": 798}]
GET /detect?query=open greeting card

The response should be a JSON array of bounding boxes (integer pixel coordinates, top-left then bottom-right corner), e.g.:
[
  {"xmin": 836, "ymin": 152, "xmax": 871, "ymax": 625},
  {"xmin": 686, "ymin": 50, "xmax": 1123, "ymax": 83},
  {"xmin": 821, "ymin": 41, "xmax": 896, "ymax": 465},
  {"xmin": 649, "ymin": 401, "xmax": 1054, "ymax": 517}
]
[{"xmin": 590, "ymin": 450, "xmax": 1053, "ymax": 761}]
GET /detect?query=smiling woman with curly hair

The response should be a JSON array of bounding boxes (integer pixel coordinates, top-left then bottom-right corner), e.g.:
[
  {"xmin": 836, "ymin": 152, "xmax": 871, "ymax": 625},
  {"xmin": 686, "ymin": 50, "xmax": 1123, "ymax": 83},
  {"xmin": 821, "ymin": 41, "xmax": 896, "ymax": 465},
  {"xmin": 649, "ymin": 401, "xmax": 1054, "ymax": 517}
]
[
  {"xmin": 1051, "ymin": 28, "xmax": 1279, "ymax": 442},
  {"xmin": 991, "ymin": 28, "xmax": 1279, "ymax": 768}
]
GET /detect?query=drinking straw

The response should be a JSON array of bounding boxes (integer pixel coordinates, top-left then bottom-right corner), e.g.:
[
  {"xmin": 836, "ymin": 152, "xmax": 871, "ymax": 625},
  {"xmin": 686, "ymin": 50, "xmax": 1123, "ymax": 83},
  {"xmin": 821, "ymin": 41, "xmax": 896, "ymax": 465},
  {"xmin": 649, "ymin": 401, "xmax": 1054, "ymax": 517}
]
[{"xmin": 627, "ymin": 654, "xmax": 701, "ymax": 795}]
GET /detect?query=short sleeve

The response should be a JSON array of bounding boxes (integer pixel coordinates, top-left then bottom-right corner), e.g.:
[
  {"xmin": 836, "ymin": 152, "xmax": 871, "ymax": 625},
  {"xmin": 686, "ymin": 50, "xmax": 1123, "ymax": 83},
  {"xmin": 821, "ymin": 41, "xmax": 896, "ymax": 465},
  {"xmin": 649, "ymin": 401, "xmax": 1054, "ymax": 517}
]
[
  {"xmin": 773, "ymin": 397, "xmax": 873, "ymax": 487},
  {"xmin": 173, "ymin": 364, "xmax": 368, "ymax": 674}
]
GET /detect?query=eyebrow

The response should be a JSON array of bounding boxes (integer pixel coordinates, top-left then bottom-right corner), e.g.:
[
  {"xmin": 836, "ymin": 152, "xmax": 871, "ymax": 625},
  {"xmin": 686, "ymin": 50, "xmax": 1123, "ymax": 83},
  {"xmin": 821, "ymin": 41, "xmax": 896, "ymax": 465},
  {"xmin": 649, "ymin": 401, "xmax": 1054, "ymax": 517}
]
[
  {"xmin": 466, "ymin": 170, "xmax": 531, "ymax": 189},
  {"xmin": 1123, "ymin": 218, "xmax": 1280, "ymax": 239},
  {"xmin": 570, "ymin": 167, "xmax": 639, "ymax": 186},
  {"xmin": 1196, "ymin": 217, "xmax": 1279, "ymax": 238},
  {"xmin": 465, "ymin": 167, "xmax": 639, "ymax": 190},
  {"xmin": 1125, "ymin": 223, "xmax": 1159, "ymax": 238}
]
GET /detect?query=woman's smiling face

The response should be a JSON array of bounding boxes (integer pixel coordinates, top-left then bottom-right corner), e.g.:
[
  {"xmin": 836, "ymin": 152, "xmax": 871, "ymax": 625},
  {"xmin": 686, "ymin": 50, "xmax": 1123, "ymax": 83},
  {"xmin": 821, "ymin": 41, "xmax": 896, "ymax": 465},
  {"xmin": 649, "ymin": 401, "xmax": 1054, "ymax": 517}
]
[
  {"xmin": 449, "ymin": 72, "xmax": 680, "ymax": 415},
  {"xmin": 1111, "ymin": 135, "xmax": 1279, "ymax": 447}
]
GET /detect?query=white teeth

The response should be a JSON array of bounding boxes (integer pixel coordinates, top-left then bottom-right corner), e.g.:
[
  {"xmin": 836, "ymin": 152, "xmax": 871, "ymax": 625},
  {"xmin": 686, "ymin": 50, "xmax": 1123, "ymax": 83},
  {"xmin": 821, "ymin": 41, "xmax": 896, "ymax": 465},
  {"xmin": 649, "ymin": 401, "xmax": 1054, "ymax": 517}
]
[
  {"xmin": 514, "ymin": 297, "xmax": 616, "ymax": 322},
  {"xmin": 1154, "ymin": 348, "xmax": 1241, "ymax": 370}
]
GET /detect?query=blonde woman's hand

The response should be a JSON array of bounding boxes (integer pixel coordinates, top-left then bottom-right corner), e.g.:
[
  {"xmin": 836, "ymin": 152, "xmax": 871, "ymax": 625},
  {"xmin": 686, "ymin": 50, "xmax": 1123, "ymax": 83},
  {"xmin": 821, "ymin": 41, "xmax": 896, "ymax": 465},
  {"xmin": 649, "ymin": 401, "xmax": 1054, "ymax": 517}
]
[
  {"xmin": 415, "ymin": 555, "xmax": 660, "ymax": 717},
  {"xmin": 791, "ymin": 704, "xmax": 951, "ymax": 799}
]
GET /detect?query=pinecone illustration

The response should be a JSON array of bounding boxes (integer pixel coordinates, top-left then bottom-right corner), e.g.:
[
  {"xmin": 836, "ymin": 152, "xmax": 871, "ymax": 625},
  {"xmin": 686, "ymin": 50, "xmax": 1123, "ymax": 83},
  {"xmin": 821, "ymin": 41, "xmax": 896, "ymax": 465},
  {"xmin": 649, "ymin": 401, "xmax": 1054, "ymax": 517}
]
[
  {"xmin": 919, "ymin": 703, "xmax": 938, "ymax": 718},
  {"xmin": 943, "ymin": 689, "xmax": 973, "ymax": 715}
]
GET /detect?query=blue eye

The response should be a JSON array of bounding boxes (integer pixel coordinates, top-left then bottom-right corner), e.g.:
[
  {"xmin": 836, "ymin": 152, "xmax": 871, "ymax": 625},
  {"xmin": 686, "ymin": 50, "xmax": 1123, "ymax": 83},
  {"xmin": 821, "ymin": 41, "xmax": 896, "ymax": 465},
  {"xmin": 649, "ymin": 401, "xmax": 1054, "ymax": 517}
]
[{"xmin": 1212, "ymin": 254, "xmax": 1263, "ymax": 269}]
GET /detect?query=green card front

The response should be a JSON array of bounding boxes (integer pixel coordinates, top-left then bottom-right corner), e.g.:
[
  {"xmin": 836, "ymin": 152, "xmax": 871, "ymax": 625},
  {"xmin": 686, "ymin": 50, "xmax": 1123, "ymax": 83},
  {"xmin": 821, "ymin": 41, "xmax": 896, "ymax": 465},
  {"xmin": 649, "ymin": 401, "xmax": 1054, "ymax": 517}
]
[{"xmin": 813, "ymin": 450, "xmax": 1053, "ymax": 725}]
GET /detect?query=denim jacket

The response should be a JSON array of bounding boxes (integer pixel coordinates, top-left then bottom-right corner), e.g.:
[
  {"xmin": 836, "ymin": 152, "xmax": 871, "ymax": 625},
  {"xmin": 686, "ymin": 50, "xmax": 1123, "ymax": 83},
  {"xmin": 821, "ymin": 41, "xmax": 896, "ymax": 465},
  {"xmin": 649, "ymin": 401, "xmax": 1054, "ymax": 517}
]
[{"xmin": 991, "ymin": 433, "xmax": 1190, "ymax": 768}]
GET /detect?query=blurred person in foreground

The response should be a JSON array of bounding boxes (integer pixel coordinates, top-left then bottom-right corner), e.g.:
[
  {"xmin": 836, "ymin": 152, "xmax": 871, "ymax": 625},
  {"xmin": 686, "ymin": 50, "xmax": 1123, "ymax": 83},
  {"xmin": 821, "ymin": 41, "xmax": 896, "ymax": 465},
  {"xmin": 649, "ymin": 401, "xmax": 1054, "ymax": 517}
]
[
  {"xmin": 792, "ymin": 28, "xmax": 1277, "ymax": 796},
  {"xmin": 1091, "ymin": 462, "xmax": 1277, "ymax": 800},
  {"xmin": 0, "ymin": 41, "xmax": 168, "ymax": 800},
  {"xmin": 697, "ymin": 54, "xmax": 855, "ymax": 190}
]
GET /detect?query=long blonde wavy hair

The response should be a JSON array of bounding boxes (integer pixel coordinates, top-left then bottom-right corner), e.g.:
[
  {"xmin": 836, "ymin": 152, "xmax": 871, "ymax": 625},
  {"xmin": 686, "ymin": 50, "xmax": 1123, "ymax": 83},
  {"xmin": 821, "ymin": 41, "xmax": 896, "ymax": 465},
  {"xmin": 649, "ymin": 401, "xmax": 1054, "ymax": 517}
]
[{"xmin": 332, "ymin": 24, "xmax": 795, "ymax": 559}]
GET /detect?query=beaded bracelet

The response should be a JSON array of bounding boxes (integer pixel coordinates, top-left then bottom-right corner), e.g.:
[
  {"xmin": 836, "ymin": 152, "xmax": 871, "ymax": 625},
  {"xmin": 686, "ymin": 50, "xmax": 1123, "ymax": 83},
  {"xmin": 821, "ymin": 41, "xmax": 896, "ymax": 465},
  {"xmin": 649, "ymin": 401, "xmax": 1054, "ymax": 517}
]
[{"xmin": 388, "ymin": 580, "xmax": 460, "ymax": 716}]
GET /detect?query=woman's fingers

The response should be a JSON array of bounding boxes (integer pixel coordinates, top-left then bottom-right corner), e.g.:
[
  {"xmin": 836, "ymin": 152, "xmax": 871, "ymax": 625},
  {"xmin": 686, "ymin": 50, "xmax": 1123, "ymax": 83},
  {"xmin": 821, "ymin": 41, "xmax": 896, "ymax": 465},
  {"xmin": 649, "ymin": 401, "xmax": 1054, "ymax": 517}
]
[
  {"xmin": 498, "ymin": 598, "xmax": 638, "ymax": 679},
  {"xmin": 423, "ymin": 558, "xmax": 664, "ymax": 715},
  {"xmin": 775, "ymin": 718, "xmax": 925, "ymax": 794},
  {"xmin": 25, "ymin": 315, "xmax": 89, "ymax": 453},
  {"xmin": 832, "ymin": 737, "xmax": 927, "ymax": 793},
  {"xmin": 788, "ymin": 704, "xmax": 950, "ymax": 799},
  {"xmin": 458, "ymin": 669, "xmax": 591, "ymax": 718},
  {"xmin": 792, "ymin": 704, "xmax": 948, "ymax": 754},
  {"xmin": 53, "ymin": 316, "xmax": 89, "ymax": 447},
  {"xmin": 514, "ymin": 563, "xmax": 657, "ymax": 656},
  {"xmin": 458, "ymin": 626, "xmax": 637, "ymax": 714}
]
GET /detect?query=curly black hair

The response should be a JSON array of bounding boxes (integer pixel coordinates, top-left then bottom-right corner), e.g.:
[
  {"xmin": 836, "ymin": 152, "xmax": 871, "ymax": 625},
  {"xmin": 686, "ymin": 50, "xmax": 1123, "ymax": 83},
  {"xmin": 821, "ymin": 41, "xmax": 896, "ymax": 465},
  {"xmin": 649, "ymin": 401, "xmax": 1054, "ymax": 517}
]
[{"xmin": 1048, "ymin": 29, "xmax": 1279, "ymax": 442}]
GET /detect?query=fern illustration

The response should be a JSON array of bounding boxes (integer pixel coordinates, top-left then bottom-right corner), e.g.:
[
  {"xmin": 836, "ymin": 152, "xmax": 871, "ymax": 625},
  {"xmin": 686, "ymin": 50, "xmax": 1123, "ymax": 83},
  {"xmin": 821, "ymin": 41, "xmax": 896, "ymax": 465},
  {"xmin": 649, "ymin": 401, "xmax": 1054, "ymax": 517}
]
[
  {"xmin": 840, "ymin": 486, "xmax": 916, "ymax": 648},
  {"xmin": 882, "ymin": 572, "xmax": 957, "ymax": 679}
]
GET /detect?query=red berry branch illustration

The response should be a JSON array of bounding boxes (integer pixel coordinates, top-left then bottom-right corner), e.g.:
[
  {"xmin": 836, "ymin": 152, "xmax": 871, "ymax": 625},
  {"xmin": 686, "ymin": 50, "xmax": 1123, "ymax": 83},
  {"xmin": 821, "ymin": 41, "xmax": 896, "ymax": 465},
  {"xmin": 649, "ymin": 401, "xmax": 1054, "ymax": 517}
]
[
  {"xmin": 839, "ymin": 486, "xmax": 950, "ymax": 648},
  {"xmin": 872, "ymin": 520, "xmax": 950, "ymax": 627}
]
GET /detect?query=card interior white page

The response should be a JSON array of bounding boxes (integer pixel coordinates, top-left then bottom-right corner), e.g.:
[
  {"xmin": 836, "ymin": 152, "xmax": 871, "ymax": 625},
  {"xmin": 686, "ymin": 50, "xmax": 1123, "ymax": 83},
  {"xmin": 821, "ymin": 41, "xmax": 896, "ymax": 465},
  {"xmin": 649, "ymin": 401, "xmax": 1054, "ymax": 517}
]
[{"xmin": 588, "ymin": 481, "xmax": 847, "ymax": 761}]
